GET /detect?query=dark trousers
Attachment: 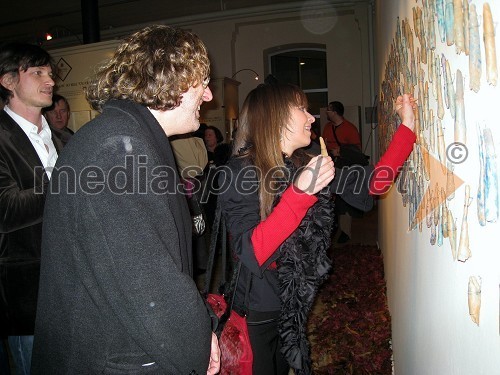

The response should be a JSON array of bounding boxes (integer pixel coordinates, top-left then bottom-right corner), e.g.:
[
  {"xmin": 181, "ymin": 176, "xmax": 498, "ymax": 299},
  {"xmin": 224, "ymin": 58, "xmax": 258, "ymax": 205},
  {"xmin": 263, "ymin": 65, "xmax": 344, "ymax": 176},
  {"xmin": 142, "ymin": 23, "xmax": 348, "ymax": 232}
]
[
  {"xmin": 0, "ymin": 338, "xmax": 11, "ymax": 374},
  {"xmin": 247, "ymin": 315, "xmax": 289, "ymax": 375}
]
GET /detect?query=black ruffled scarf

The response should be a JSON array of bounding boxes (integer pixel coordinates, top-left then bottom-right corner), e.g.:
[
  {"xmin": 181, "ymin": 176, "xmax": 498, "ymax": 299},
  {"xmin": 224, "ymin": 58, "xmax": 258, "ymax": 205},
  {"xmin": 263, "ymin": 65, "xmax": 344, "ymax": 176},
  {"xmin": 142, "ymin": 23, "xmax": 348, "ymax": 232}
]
[{"xmin": 275, "ymin": 157, "xmax": 335, "ymax": 374}]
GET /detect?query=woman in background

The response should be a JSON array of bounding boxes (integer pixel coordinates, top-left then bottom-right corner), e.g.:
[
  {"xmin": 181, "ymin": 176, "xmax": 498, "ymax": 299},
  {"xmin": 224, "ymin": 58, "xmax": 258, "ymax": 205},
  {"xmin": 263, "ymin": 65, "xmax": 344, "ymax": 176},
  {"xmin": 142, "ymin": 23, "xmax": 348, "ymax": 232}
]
[
  {"xmin": 202, "ymin": 125, "xmax": 231, "ymax": 228},
  {"xmin": 204, "ymin": 125, "xmax": 231, "ymax": 167}
]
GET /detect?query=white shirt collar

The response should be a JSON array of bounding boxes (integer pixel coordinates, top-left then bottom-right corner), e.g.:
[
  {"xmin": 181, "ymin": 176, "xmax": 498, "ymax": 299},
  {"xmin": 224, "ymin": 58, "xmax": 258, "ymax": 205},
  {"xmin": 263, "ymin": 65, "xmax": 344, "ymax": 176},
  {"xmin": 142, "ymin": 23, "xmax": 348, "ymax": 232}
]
[
  {"xmin": 4, "ymin": 105, "xmax": 51, "ymax": 137},
  {"xmin": 4, "ymin": 105, "xmax": 58, "ymax": 179}
]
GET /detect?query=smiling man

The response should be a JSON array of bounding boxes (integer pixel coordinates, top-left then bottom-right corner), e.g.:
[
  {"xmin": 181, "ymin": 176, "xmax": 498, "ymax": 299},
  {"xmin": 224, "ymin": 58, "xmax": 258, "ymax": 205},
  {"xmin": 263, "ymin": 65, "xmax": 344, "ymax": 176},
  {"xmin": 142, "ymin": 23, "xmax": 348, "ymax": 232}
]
[
  {"xmin": 0, "ymin": 42, "xmax": 58, "ymax": 375},
  {"xmin": 31, "ymin": 26, "xmax": 220, "ymax": 374}
]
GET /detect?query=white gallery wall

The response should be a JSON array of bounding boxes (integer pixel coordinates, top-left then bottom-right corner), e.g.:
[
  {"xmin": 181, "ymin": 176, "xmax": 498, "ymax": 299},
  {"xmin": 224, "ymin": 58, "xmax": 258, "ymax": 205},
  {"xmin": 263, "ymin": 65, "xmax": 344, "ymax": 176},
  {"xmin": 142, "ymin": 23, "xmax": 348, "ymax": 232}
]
[{"xmin": 375, "ymin": 0, "xmax": 500, "ymax": 374}]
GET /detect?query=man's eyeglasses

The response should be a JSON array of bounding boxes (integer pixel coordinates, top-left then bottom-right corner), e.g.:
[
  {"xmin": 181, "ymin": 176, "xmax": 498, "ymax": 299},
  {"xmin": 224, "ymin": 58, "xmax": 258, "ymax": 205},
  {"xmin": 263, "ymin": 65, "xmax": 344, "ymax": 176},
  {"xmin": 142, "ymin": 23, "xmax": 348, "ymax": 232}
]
[{"xmin": 202, "ymin": 77, "xmax": 210, "ymax": 89}]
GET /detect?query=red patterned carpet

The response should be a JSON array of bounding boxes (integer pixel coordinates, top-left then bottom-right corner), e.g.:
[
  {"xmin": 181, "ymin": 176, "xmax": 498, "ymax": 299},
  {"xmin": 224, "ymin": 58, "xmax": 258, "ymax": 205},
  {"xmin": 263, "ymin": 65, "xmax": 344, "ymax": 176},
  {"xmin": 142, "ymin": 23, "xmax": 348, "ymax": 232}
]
[{"xmin": 308, "ymin": 244, "xmax": 393, "ymax": 374}]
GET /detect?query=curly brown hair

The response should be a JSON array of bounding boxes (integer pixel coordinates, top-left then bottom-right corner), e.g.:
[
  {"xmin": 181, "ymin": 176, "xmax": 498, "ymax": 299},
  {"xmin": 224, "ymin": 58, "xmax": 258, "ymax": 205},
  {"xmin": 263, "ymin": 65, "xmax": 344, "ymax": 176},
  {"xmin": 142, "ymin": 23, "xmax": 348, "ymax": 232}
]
[{"xmin": 85, "ymin": 25, "xmax": 210, "ymax": 111}]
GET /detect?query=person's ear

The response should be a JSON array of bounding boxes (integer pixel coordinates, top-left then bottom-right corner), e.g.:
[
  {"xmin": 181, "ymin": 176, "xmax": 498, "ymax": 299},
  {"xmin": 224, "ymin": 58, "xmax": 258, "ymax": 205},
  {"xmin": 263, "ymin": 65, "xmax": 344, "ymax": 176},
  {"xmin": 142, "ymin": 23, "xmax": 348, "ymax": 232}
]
[{"xmin": 0, "ymin": 73, "xmax": 16, "ymax": 90}]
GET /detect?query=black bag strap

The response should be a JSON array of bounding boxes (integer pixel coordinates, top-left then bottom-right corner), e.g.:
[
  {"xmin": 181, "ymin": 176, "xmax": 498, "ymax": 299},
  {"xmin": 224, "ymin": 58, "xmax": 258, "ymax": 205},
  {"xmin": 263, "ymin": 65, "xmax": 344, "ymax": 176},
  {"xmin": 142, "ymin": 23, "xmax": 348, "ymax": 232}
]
[
  {"xmin": 203, "ymin": 200, "xmax": 243, "ymax": 303},
  {"xmin": 214, "ymin": 262, "xmax": 243, "ymax": 336},
  {"xmin": 331, "ymin": 122, "xmax": 345, "ymax": 147},
  {"xmin": 203, "ymin": 198, "xmax": 255, "ymax": 327},
  {"xmin": 203, "ymin": 200, "xmax": 250, "ymax": 336},
  {"xmin": 203, "ymin": 201, "xmax": 226, "ymax": 295}
]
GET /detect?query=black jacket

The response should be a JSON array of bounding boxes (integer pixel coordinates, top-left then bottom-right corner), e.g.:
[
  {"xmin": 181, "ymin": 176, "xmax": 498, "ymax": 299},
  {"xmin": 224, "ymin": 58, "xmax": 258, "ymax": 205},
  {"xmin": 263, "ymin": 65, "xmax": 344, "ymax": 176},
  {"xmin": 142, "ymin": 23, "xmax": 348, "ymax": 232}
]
[
  {"xmin": 218, "ymin": 157, "xmax": 375, "ymax": 314},
  {"xmin": 0, "ymin": 109, "xmax": 59, "ymax": 336},
  {"xmin": 218, "ymin": 156, "xmax": 375, "ymax": 372},
  {"xmin": 32, "ymin": 100, "xmax": 213, "ymax": 374}
]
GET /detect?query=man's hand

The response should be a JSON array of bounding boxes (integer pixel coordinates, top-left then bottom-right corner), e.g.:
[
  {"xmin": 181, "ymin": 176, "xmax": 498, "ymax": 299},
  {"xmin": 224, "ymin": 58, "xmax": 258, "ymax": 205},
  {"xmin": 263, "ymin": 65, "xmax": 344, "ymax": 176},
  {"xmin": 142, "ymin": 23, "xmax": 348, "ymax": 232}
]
[{"xmin": 206, "ymin": 332, "xmax": 220, "ymax": 375}]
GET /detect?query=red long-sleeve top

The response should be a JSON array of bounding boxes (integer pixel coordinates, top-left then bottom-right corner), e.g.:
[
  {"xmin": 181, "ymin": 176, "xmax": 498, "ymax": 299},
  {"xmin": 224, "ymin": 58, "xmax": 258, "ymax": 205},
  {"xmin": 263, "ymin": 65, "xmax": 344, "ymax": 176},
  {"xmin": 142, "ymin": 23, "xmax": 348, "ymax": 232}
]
[{"xmin": 251, "ymin": 124, "xmax": 416, "ymax": 267}]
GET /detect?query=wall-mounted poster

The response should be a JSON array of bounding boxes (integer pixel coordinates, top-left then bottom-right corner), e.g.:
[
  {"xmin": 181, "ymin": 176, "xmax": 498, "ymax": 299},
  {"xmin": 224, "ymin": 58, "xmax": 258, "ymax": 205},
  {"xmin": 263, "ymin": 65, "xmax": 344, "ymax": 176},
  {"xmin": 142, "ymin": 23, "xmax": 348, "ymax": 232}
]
[{"xmin": 48, "ymin": 40, "xmax": 120, "ymax": 132}]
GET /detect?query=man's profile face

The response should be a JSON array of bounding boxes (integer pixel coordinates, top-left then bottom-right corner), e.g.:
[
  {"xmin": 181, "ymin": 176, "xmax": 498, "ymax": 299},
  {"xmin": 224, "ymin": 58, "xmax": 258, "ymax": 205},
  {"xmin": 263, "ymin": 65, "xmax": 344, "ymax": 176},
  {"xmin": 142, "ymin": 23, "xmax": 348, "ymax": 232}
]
[
  {"xmin": 152, "ymin": 82, "xmax": 213, "ymax": 137},
  {"xmin": 45, "ymin": 99, "xmax": 70, "ymax": 130},
  {"xmin": 2, "ymin": 65, "xmax": 54, "ymax": 110},
  {"xmin": 326, "ymin": 109, "xmax": 335, "ymax": 121}
]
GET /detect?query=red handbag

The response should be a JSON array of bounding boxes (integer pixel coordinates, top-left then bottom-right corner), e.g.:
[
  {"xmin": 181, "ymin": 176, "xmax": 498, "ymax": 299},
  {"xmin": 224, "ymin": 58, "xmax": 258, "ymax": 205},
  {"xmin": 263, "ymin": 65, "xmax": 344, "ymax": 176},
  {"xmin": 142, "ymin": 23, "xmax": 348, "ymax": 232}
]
[
  {"xmin": 204, "ymin": 205, "xmax": 253, "ymax": 375},
  {"xmin": 206, "ymin": 293, "xmax": 253, "ymax": 374}
]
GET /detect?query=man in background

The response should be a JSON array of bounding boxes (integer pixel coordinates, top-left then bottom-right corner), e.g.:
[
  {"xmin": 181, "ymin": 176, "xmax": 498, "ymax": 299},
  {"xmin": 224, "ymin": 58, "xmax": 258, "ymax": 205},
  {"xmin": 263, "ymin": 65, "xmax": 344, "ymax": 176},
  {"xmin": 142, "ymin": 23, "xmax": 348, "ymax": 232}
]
[
  {"xmin": 43, "ymin": 93, "xmax": 73, "ymax": 146},
  {"xmin": 322, "ymin": 101, "xmax": 361, "ymax": 156},
  {"xmin": 322, "ymin": 101, "xmax": 362, "ymax": 244},
  {"xmin": 0, "ymin": 42, "xmax": 58, "ymax": 375},
  {"xmin": 170, "ymin": 132, "xmax": 210, "ymax": 274}
]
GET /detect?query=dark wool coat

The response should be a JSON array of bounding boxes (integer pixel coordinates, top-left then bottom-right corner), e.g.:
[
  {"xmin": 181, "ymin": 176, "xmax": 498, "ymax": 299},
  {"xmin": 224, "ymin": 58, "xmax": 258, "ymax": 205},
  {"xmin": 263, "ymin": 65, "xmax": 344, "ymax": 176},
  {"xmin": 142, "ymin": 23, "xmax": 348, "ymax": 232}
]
[
  {"xmin": 31, "ymin": 100, "xmax": 213, "ymax": 374},
  {"xmin": 0, "ymin": 109, "xmax": 59, "ymax": 337}
]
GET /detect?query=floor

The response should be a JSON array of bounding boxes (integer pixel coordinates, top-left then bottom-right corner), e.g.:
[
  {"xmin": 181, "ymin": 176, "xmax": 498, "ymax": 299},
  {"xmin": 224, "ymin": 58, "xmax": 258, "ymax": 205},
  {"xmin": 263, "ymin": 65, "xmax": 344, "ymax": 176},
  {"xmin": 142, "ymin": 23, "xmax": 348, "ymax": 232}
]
[{"xmin": 337, "ymin": 202, "xmax": 379, "ymax": 247}]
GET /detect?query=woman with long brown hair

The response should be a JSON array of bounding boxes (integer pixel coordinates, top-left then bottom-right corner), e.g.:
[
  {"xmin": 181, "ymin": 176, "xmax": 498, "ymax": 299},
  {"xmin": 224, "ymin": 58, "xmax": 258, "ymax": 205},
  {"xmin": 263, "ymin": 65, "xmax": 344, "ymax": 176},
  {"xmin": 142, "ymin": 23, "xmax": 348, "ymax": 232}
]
[{"xmin": 218, "ymin": 80, "xmax": 416, "ymax": 374}]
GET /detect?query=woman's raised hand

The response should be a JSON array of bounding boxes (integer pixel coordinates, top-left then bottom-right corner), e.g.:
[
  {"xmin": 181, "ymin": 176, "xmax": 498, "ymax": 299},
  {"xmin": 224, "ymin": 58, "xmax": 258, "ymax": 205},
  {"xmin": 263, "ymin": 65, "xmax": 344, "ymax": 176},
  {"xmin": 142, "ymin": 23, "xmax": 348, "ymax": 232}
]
[
  {"xmin": 294, "ymin": 155, "xmax": 335, "ymax": 195},
  {"xmin": 394, "ymin": 93, "xmax": 416, "ymax": 131}
]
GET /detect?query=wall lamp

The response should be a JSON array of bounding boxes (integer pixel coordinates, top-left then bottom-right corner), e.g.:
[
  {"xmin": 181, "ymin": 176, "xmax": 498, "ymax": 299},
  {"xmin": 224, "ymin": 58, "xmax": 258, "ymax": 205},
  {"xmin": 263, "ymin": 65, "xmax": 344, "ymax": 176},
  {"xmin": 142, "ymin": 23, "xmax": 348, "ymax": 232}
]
[
  {"xmin": 44, "ymin": 25, "xmax": 82, "ymax": 44},
  {"xmin": 232, "ymin": 68, "xmax": 259, "ymax": 81}
]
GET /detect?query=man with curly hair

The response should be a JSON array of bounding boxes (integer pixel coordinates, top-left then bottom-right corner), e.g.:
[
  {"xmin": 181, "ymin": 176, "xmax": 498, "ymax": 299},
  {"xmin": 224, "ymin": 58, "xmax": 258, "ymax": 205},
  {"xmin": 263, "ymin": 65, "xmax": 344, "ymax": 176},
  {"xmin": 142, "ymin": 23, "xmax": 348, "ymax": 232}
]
[{"xmin": 31, "ymin": 25, "xmax": 220, "ymax": 374}]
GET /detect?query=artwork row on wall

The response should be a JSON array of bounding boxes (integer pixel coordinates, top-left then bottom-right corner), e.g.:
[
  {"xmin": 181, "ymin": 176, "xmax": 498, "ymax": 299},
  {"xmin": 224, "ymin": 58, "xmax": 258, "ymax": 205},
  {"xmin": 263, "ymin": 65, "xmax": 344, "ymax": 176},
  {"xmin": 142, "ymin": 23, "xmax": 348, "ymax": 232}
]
[{"xmin": 378, "ymin": 0, "xmax": 498, "ymax": 326}]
